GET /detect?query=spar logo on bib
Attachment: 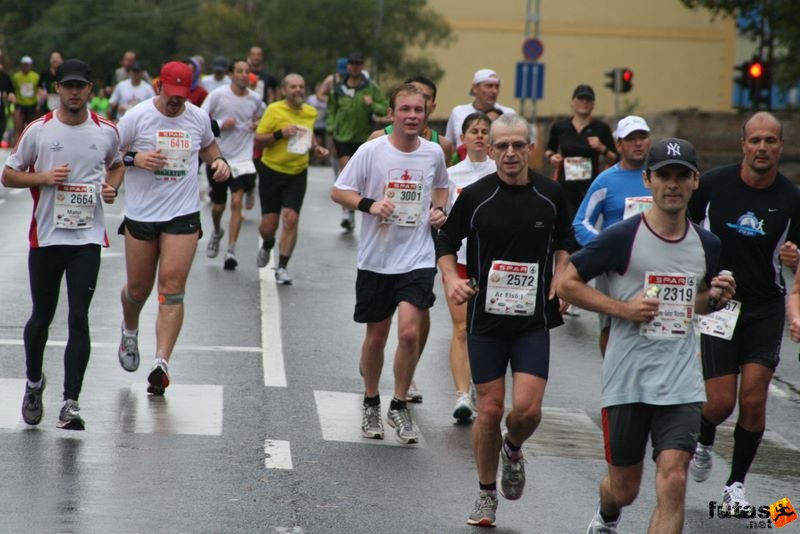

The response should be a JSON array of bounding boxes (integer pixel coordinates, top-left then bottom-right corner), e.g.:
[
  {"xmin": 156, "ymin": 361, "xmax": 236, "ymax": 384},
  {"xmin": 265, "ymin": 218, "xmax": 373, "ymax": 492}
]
[
  {"xmin": 494, "ymin": 263, "xmax": 535, "ymax": 274},
  {"xmin": 648, "ymin": 274, "xmax": 687, "ymax": 285}
]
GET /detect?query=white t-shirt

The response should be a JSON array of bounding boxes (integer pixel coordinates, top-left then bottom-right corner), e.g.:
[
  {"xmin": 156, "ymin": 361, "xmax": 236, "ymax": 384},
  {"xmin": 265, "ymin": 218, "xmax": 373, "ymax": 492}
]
[
  {"xmin": 444, "ymin": 102, "xmax": 516, "ymax": 146},
  {"xmin": 117, "ymin": 97, "xmax": 215, "ymax": 222},
  {"xmin": 447, "ymin": 157, "xmax": 496, "ymax": 265},
  {"xmin": 5, "ymin": 111, "xmax": 121, "ymax": 248},
  {"xmin": 110, "ymin": 79, "xmax": 155, "ymax": 118},
  {"xmin": 201, "ymin": 74, "xmax": 231, "ymax": 93},
  {"xmin": 201, "ymin": 85, "xmax": 265, "ymax": 164},
  {"xmin": 334, "ymin": 136, "xmax": 449, "ymax": 274}
]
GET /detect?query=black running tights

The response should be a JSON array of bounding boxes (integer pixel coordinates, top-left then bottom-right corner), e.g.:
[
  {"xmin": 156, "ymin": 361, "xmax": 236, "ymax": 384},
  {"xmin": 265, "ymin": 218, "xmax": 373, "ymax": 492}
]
[{"xmin": 24, "ymin": 244, "xmax": 100, "ymax": 401}]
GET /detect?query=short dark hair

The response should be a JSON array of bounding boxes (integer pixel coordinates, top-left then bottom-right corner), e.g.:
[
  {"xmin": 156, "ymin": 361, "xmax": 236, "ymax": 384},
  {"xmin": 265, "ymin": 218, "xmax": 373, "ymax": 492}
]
[
  {"xmin": 461, "ymin": 112, "xmax": 491, "ymax": 134},
  {"xmin": 228, "ymin": 59, "xmax": 248, "ymax": 74},
  {"xmin": 403, "ymin": 75, "xmax": 437, "ymax": 102}
]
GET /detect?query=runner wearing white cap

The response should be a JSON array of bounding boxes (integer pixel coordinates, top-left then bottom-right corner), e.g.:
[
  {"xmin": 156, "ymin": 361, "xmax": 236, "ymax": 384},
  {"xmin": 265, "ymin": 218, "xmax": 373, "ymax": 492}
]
[{"xmin": 444, "ymin": 68, "xmax": 516, "ymax": 149}]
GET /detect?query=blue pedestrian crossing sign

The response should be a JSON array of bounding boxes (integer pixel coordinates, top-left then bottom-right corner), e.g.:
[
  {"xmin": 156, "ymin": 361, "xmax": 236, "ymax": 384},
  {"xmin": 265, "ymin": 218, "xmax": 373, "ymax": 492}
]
[{"xmin": 515, "ymin": 62, "xmax": 545, "ymax": 100}]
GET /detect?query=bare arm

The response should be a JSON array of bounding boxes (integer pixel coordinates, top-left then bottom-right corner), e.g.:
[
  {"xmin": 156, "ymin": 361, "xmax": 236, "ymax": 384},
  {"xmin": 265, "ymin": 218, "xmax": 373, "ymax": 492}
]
[
  {"xmin": 557, "ymin": 262, "xmax": 659, "ymax": 323},
  {"xmin": 101, "ymin": 162, "xmax": 125, "ymax": 204},
  {"xmin": 2, "ymin": 163, "xmax": 69, "ymax": 188},
  {"xmin": 330, "ymin": 186, "xmax": 395, "ymax": 219},
  {"xmin": 199, "ymin": 142, "xmax": 231, "ymax": 182},
  {"xmin": 439, "ymin": 253, "xmax": 476, "ymax": 305}
]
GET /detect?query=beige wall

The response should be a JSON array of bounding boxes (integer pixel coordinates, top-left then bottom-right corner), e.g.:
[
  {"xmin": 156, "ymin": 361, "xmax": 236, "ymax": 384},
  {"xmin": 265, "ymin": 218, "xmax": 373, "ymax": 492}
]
[{"xmin": 427, "ymin": 0, "xmax": 737, "ymax": 121}]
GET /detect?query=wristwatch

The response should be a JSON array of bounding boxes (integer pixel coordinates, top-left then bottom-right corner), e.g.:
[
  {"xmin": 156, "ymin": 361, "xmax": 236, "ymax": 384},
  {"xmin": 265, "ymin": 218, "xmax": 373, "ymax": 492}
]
[{"xmin": 123, "ymin": 152, "xmax": 137, "ymax": 167}]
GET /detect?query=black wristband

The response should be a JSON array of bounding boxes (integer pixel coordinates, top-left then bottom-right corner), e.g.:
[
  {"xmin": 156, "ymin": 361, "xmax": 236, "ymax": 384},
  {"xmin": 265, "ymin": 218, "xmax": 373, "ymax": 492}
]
[
  {"xmin": 112, "ymin": 184, "xmax": 119, "ymax": 198},
  {"xmin": 273, "ymin": 130, "xmax": 283, "ymax": 141},
  {"xmin": 123, "ymin": 151, "xmax": 137, "ymax": 167},
  {"xmin": 213, "ymin": 156, "xmax": 229, "ymax": 167},
  {"xmin": 358, "ymin": 197, "xmax": 375, "ymax": 214},
  {"xmin": 433, "ymin": 206, "xmax": 447, "ymax": 216}
]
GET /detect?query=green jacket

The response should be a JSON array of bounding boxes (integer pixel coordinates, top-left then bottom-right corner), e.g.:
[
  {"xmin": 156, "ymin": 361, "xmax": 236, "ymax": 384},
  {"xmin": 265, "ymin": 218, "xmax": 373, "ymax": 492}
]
[{"xmin": 326, "ymin": 75, "xmax": 388, "ymax": 144}]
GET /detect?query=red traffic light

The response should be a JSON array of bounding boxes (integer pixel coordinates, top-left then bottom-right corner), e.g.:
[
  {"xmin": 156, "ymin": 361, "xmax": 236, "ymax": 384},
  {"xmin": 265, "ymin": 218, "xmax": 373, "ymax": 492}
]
[
  {"xmin": 622, "ymin": 70, "xmax": 632, "ymax": 82},
  {"xmin": 748, "ymin": 62, "xmax": 763, "ymax": 79}
]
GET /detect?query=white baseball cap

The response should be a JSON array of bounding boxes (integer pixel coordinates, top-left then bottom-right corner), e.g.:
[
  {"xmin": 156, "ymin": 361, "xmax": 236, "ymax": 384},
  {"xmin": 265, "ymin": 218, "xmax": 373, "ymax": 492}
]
[
  {"xmin": 21, "ymin": 56, "xmax": 33, "ymax": 65},
  {"xmin": 615, "ymin": 115, "xmax": 650, "ymax": 139},
  {"xmin": 472, "ymin": 69, "xmax": 501, "ymax": 85}
]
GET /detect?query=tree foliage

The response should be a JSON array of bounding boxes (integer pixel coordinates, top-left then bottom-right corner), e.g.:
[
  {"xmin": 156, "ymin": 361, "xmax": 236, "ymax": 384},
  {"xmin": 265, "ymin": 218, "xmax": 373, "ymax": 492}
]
[
  {"xmin": 680, "ymin": 0, "xmax": 800, "ymax": 87},
  {"xmin": 0, "ymin": 0, "xmax": 452, "ymax": 90}
]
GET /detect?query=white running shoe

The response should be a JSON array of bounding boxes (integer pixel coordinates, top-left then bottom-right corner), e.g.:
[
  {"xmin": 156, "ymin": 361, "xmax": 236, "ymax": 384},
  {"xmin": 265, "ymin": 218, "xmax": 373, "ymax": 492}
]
[
  {"xmin": 689, "ymin": 443, "xmax": 713, "ymax": 482},
  {"xmin": 722, "ymin": 482, "xmax": 750, "ymax": 515},
  {"xmin": 275, "ymin": 267, "xmax": 292, "ymax": 285},
  {"xmin": 206, "ymin": 229, "xmax": 224, "ymax": 258},
  {"xmin": 453, "ymin": 392, "xmax": 474, "ymax": 422}
]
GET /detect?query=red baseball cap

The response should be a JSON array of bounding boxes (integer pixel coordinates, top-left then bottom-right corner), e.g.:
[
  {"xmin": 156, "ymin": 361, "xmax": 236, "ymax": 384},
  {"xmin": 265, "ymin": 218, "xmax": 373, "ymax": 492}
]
[{"xmin": 160, "ymin": 61, "xmax": 192, "ymax": 98}]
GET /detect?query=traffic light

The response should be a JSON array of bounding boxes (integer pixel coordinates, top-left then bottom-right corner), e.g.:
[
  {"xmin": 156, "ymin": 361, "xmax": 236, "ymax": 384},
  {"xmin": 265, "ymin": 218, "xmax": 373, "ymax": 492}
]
[
  {"xmin": 620, "ymin": 68, "xmax": 633, "ymax": 93},
  {"xmin": 604, "ymin": 68, "xmax": 634, "ymax": 93},
  {"xmin": 748, "ymin": 60, "xmax": 764, "ymax": 81},
  {"xmin": 747, "ymin": 57, "xmax": 768, "ymax": 108},
  {"xmin": 734, "ymin": 60, "xmax": 751, "ymax": 89},
  {"xmin": 605, "ymin": 69, "xmax": 619, "ymax": 92}
]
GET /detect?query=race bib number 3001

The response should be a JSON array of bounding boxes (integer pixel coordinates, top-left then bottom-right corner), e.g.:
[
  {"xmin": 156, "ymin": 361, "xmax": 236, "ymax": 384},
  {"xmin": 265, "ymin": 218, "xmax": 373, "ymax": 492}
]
[
  {"xmin": 384, "ymin": 168, "xmax": 425, "ymax": 227},
  {"xmin": 155, "ymin": 130, "xmax": 191, "ymax": 181},
  {"xmin": 55, "ymin": 183, "xmax": 96, "ymax": 229},
  {"xmin": 640, "ymin": 272, "xmax": 696, "ymax": 339},
  {"xmin": 485, "ymin": 261, "xmax": 539, "ymax": 316}
]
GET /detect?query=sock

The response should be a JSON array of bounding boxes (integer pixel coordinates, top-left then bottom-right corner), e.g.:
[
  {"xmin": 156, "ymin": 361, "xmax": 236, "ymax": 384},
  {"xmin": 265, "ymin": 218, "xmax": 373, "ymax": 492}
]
[
  {"xmin": 278, "ymin": 255, "xmax": 290, "ymax": 269},
  {"xmin": 27, "ymin": 378, "xmax": 43, "ymax": 388},
  {"xmin": 600, "ymin": 509, "xmax": 620, "ymax": 524},
  {"xmin": 479, "ymin": 482, "xmax": 497, "ymax": 494},
  {"xmin": 389, "ymin": 397, "xmax": 407, "ymax": 411},
  {"xmin": 261, "ymin": 237, "xmax": 275, "ymax": 251},
  {"xmin": 503, "ymin": 436, "xmax": 521, "ymax": 458},
  {"xmin": 123, "ymin": 327, "xmax": 138, "ymax": 337},
  {"xmin": 228, "ymin": 242, "xmax": 236, "ymax": 253},
  {"xmin": 699, "ymin": 415, "xmax": 717, "ymax": 447},
  {"xmin": 363, "ymin": 394, "xmax": 380, "ymax": 407},
  {"xmin": 726, "ymin": 423, "xmax": 763, "ymax": 486}
]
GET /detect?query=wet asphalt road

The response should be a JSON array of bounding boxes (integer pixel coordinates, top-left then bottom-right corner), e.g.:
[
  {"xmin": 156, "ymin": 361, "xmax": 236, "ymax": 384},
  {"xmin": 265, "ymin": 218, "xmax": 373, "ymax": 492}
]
[{"xmin": 0, "ymin": 163, "xmax": 799, "ymax": 534}]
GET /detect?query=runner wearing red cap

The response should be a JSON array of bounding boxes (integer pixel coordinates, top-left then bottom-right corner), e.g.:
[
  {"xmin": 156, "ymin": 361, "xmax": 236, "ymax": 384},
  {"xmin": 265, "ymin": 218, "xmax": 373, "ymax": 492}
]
[{"xmin": 115, "ymin": 61, "xmax": 231, "ymax": 395}]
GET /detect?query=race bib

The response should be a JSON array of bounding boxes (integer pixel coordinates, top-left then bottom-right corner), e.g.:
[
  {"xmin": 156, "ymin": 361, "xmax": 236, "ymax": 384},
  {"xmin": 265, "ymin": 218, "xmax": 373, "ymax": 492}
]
[
  {"xmin": 155, "ymin": 130, "xmax": 191, "ymax": 181},
  {"xmin": 384, "ymin": 169, "xmax": 424, "ymax": 227},
  {"xmin": 54, "ymin": 183, "xmax": 96, "ymax": 229},
  {"xmin": 698, "ymin": 299, "xmax": 741, "ymax": 340},
  {"xmin": 20, "ymin": 82, "xmax": 34, "ymax": 98},
  {"xmin": 485, "ymin": 261, "xmax": 539, "ymax": 316},
  {"xmin": 230, "ymin": 159, "xmax": 256, "ymax": 178},
  {"xmin": 623, "ymin": 196, "xmax": 652, "ymax": 219},
  {"xmin": 564, "ymin": 157, "xmax": 592, "ymax": 181},
  {"xmin": 287, "ymin": 126, "xmax": 312, "ymax": 155},
  {"xmin": 640, "ymin": 272, "xmax": 696, "ymax": 339}
]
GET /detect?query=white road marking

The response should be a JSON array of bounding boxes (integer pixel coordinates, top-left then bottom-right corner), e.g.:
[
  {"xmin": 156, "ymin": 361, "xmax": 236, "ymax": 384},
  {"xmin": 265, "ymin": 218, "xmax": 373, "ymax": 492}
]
[
  {"xmin": 264, "ymin": 439, "xmax": 293, "ymax": 469},
  {"xmin": 0, "ymin": 338, "xmax": 260, "ymax": 353},
  {"xmin": 119, "ymin": 384, "xmax": 224, "ymax": 435},
  {"xmin": 0, "ymin": 378, "xmax": 25, "ymax": 428},
  {"xmin": 314, "ymin": 390, "xmax": 426, "ymax": 448},
  {"xmin": 260, "ymin": 267, "xmax": 286, "ymax": 387}
]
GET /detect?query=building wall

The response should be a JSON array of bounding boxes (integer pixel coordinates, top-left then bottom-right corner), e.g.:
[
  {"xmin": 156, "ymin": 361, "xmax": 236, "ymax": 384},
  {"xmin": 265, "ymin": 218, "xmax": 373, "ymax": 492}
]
[{"xmin": 426, "ymin": 0, "xmax": 737, "ymax": 121}]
